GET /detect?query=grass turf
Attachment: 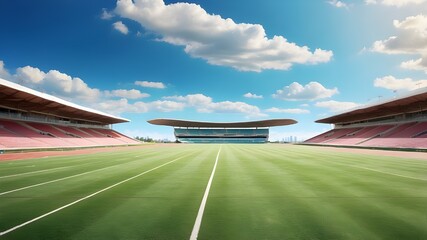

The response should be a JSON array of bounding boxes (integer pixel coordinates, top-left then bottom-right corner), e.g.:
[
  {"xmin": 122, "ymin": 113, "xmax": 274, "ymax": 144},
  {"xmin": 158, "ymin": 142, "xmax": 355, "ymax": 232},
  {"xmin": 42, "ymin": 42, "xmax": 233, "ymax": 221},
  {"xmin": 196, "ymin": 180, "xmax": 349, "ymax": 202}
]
[{"xmin": 0, "ymin": 144, "xmax": 426, "ymax": 239}]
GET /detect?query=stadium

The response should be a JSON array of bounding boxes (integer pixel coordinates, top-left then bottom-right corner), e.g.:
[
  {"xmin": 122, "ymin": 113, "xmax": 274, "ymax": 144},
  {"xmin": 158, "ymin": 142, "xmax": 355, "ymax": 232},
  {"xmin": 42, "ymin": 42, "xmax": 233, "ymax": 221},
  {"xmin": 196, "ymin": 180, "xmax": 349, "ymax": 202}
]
[
  {"xmin": 1, "ymin": 0, "xmax": 427, "ymax": 238},
  {"xmin": 0, "ymin": 79, "xmax": 140, "ymax": 150},
  {"xmin": 147, "ymin": 118, "xmax": 297, "ymax": 143},
  {"xmin": 0, "ymin": 78, "xmax": 426, "ymax": 239},
  {"xmin": 304, "ymin": 88, "xmax": 427, "ymax": 149}
]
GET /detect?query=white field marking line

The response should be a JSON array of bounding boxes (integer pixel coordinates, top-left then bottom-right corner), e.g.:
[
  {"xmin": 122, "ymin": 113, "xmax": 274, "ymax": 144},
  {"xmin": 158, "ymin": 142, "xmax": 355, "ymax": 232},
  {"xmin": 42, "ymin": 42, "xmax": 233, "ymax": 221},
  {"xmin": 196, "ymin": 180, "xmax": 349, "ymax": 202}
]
[
  {"xmin": 0, "ymin": 154, "xmax": 158, "ymax": 196},
  {"xmin": 319, "ymin": 159, "xmax": 427, "ymax": 181},
  {"xmin": 0, "ymin": 166, "xmax": 71, "ymax": 179},
  {"xmin": 350, "ymin": 165, "xmax": 427, "ymax": 181},
  {"xmin": 0, "ymin": 164, "xmax": 123, "ymax": 196},
  {"xmin": 189, "ymin": 146, "xmax": 222, "ymax": 240},
  {"xmin": 0, "ymin": 155, "xmax": 186, "ymax": 237},
  {"xmin": 0, "ymin": 153, "xmax": 139, "ymax": 179}
]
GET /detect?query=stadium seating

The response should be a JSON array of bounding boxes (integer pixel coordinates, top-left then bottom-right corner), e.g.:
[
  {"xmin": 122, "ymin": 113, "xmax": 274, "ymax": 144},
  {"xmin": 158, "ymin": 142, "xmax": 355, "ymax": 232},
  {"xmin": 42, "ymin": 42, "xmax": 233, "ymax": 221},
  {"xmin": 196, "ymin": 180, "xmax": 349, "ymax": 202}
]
[
  {"xmin": 326, "ymin": 125, "xmax": 396, "ymax": 146},
  {"xmin": 175, "ymin": 128, "xmax": 268, "ymax": 137},
  {"xmin": 304, "ymin": 127, "xmax": 361, "ymax": 144},
  {"xmin": 96, "ymin": 128, "xmax": 139, "ymax": 144},
  {"xmin": 0, "ymin": 123, "xmax": 49, "ymax": 148},
  {"xmin": 174, "ymin": 128, "xmax": 269, "ymax": 143},
  {"xmin": 305, "ymin": 121, "xmax": 427, "ymax": 149},
  {"xmin": 0, "ymin": 119, "xmax": 139, "ymax": 149},
  {"xmin": 358, "ymin": 122, "xmax": 427, "ymax": 148},
  {"xmin": 82, "ymin": 128, "xmax": 130, "ymax": 145},
  {"xmin": 178, "ymin": 137, "xmax": 267, "ymax": 143},
  {"xmin": 27, "ymin": 122, "xmax": 97, "ymax": 147},
  {"xmin": 0, "ymin": 120, "xmax": 60, "ymax": 148}
]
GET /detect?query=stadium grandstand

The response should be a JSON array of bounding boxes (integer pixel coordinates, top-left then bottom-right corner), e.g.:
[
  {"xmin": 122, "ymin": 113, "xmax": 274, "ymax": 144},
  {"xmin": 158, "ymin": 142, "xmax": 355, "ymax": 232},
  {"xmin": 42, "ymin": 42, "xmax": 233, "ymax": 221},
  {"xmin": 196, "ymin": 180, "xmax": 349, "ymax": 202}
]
[
  {"xmin": 0, "ymin": 78, "xmax": 140, "ymax": 150},
  {"xmin": 148, "ymin": 118, "xmax": 297, "ymax": 143},
  {"xmin": 305, "ymin": 87, "xmax": 427, "ymax": 149}
]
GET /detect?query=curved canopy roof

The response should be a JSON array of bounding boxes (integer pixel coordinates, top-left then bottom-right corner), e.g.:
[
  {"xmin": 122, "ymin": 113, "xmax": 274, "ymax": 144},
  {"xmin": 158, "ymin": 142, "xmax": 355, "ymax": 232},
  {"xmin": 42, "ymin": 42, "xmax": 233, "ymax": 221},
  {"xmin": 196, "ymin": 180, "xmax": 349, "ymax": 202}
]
[
  {"xmin": 316, "ymin": 88, "xmax": 427, "ymax": 124},
  {"xmin": 0, "ymin": 78, "xmax": 129, "ymax": 124},
  {"xmin": 148, "ymin": 118, "xmax": 297, "ymax": 128}
]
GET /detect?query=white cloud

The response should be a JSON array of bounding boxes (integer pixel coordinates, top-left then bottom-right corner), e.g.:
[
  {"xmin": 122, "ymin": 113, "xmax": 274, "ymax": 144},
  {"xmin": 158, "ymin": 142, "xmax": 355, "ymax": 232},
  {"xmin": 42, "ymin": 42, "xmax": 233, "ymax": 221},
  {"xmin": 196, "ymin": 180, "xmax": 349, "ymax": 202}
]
[
  {"xmin": 0, "ymin": 60, "xmax": 11, "ymax": 79},
  {"xmin": 365, "ymin": 0, "xmax": 426, "ymax": 7},
  {"xmin": 147, "ymin": 100, "xmax": 186, "ymax": 112},
  {"xmin": 135, "ymin": 80, "xmax": 166, "ymax": 89},
  {"xmin": 114, "ymin": 0, "xmax": 332, "ymax": 72},
  {"xmin": 207, "ymin": 101, "xmax": 267, "ymax": 117},
  {"xmin": 1, "ymin": 59, "xmax": 265, "ymax": 118},
  {"xmin": 315, "ymin": 100, "xmax": 359, "ymax": 112},
  {"xmin": 97, "ymin": 98, "xmax": 185, "ymax": 115},
  {"xmin": 243, "ymin": 92, "xmax": 263, "ymax": 99},
  {"xmin": 113, "ymin": 21, "xmax": 129, "ymax": 34},
  {"xmin": 374, "ymin": 75, "xmax": 427, "ymax": 90},
  {"xmin": 328, "ymin": 0, "xmax": 349, "ymax": 8},
  {"xmin": 164, "ymin": 93, "xmax": 266, "ymax": 117},
  {"xmin": 265, "ymin": 107, "xmax": 310, "ymax": 114},
  {"xmin": 105, "ymin": 89, "xmax": 150, "ymax": 99},
  {"xmin": 15, "ymin": 66, "xmax": 45, "ymax": 84},
  {"xmin": 11, "ymin": 66, "xmax": 101, "ymax": 102},
  {"xmin": 101, "ymin": 8, "xmax": 114, "ymax": 20},
  {"xmin": 97, "ymin": 98, "xmax": 133, "ymax": 114},
  {"xmin": 273, "ymin": 82, "xmax": 338, "ymax": 101},
  {"xmin": 372, "ymin": 14, "xmax": 427, "ymax": 73},
  {"xmin": 164, "ymin": 94, "xmax": 212, "ymax": 107},
  {"xmin": 45, "ymin": 70, "xmax": 102, "ymax": 102},
  {"xmin": 1, "ymin": 59, "xmax": 183, "ymax": 117},
  {"xmin": 365, "ymin": 0, "xmax": 377, "ymax": 4},
  {"xmin": 400, "ymin": 57, "xmax": 427, "ymax": 73},
  {"xmin": 372, "ymin": 15, "xmax": 427, "ymax": 55}
]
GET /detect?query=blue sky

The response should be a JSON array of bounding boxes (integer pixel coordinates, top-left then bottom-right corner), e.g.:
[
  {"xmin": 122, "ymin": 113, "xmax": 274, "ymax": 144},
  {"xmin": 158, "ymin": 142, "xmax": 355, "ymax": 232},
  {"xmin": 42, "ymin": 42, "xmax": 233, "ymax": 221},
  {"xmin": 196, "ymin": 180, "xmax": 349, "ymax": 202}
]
[{"xmin": 0, "ymin": 0, "xmax": 426, "ymax": 140}]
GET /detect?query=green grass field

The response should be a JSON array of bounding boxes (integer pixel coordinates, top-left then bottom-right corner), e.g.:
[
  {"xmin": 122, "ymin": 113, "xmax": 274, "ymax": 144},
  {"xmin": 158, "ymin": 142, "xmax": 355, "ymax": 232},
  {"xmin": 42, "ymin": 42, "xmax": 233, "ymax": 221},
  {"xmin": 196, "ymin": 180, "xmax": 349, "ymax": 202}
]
[{"xmin": 0, "ymin": 144, "xmax": 426, "ymax": 240}]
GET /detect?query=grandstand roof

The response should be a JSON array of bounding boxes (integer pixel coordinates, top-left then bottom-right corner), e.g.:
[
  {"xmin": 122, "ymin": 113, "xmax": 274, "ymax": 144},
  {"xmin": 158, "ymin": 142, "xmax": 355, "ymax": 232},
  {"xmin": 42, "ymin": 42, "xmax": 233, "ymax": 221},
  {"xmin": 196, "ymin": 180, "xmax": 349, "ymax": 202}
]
[
  {"xmin": 316, "ymin": 87, "xmax": 427, "ymax": 124},
  {"xmin": 0, "ymin": 78, "xmax": 129, "ymax": 124},
  {"xmin": 147, "ymin": 118, "xmax": 297, "ymax": 128}
]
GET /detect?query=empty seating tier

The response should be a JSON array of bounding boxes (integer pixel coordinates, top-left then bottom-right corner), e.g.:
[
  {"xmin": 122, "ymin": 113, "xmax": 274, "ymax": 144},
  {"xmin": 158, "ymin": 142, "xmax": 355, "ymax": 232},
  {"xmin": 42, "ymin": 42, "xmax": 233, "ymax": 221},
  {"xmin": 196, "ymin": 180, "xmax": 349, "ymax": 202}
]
[
  {"xmin": 305, "ymin": 121, "xmax": 427, "ymax": 149},
  {"xmin": 0, "ymin": 120, "xmax": 140, "ymax": 149}
]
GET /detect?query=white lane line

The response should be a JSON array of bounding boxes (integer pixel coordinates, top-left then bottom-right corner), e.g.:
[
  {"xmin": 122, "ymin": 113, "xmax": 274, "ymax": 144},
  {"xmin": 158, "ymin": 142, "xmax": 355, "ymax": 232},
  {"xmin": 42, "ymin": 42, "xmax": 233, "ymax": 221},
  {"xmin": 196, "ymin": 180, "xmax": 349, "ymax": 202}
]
[
  {"xmin": 319, "ymin": 159, "xmax": 427, "ymax": 181},
  {"xmin": 0, "ymin": 165, "xmax": 119, "ymax": 196},
  {"xmin": 0, "ymin": 155, "xmax": 154, "ymax": 196},
  {"xmin": 351, "ymin": 165, "xmax": 427, "ymax": 181},
  {"xmin": 0, "ymin": 154, "xmax": 139, "ymax": 179},
  {"xmin": 0, "ymin": 155, "xmax": 186, "ymax": 237},
  {"xmin": 0, "ymin": 166, "xmax": 71, "ymax": 179},
  {"xmin": 189, "ymin": 146, "xmax": 222, "ymax": 240}
]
